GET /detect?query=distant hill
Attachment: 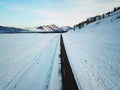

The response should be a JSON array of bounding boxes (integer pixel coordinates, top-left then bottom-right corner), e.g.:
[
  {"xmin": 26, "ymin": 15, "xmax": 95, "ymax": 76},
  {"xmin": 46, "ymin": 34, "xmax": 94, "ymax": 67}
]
[
  {"xmin": 0, "ymin": 26, "xmax": 30, "ymax": 33},
  {"xmin": 25, "ymin": 24, "xmax": 72, "ymax": 33},
  {"xmin": 74, "ymin": 6, "xmax": 120, "ymax": 29},
  {"xmin": 0, "ymin": 24, "xmax": 72, "ymax": 33}
]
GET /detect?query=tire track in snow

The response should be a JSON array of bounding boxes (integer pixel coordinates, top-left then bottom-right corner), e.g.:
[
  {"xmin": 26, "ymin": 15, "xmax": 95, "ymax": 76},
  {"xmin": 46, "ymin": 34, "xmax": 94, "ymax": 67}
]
[{"xmin": 4, "ymin": 35, "xmax": 60, "ymax": 90}]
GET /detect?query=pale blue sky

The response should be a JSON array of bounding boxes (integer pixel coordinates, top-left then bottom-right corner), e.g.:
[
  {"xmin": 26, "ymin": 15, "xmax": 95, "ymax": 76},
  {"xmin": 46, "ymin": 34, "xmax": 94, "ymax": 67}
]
[{"xmin": 0, "ymin": 0, "xmax": 120, "ymax": 27}]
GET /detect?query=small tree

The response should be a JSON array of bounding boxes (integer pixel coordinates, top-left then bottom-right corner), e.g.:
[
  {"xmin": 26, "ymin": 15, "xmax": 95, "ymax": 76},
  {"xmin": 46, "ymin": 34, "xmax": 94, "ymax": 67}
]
[
  {"xmin": 114, "ymin": 7, "xmax": 117, "ymax": 12},
  {"xmin": 73, "ymin": 25, "xmax": 75, "ymax": 31},
  {"xmin": 102, "ymin": 14, "xmax": 105, "ymax": 19},
  {"xmin": 86, "ymin": 19, "xmax": 90, "ymax": 25}
]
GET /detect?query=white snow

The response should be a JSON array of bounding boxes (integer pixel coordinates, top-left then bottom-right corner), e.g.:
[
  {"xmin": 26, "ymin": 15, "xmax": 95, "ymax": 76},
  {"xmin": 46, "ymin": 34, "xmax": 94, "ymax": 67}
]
[
  {"xmin": 63, "ymin": 10, "xmax": 120, "ymax": 90},
  {"xmin": 48, "ymin": 38, "xmax": 62, "ymax": 90},
  {"xmin": 0, "ymin": 9, "xmax": 120, "ymax": 90},
  {"xmin": 0, "ymin": 33, "xmax": 61, "ymax": 90}
]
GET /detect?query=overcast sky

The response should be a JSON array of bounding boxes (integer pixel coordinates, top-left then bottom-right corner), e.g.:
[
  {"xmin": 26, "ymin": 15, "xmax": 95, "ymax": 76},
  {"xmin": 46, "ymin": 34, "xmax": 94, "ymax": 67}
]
[{"xmin": 0, "ymin": 0, "xmax": 120, "ymax": 27}]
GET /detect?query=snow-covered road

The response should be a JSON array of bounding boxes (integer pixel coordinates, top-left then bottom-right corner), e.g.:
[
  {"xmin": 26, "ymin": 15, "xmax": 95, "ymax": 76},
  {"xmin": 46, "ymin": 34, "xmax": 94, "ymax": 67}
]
[{"xmin": 0, "ymin": 34, "xmax": 61, "ymax": 90}]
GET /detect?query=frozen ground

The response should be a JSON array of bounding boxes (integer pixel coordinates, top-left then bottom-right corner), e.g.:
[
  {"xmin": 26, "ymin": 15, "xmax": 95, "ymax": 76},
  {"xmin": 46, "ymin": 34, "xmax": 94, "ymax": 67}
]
[
  {"xmin": 0, "ymin": 33, "xmax": 61, "ymax": 90},
  {"xmin": 63, "ymin": 10, "xmax": 120, "ymax": 90}
]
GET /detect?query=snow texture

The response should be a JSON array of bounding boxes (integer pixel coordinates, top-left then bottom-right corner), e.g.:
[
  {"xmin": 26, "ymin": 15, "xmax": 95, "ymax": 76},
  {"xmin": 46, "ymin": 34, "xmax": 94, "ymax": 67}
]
[
  {"xmin": 0, "ymin": 9, "xmax": 120, "ymax": 90},
  {"xmin": 63, "ymin": 10, "xmax": 120, "ymax": 90},
  {"xmin": 0, "ymin": 33, "xmax": 61, "ymax": 90}
]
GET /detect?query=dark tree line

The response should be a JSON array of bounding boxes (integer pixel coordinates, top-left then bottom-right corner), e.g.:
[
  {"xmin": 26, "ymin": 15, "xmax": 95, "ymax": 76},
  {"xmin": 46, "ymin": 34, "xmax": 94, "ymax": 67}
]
[{"xmin": 74, "ymin": 6, "xmax": 120, "ymax": 29}]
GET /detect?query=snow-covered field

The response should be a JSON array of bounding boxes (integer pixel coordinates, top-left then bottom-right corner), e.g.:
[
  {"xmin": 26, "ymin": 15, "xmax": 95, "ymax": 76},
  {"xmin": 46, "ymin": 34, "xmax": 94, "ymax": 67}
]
[
  {"xmin": 0, "ymin": 9, "xmax": 120, "ymax": 90},
  {"xmin": 63, "ymin": 10, "xmax": 120, "ymax": 90},
  {"xmin": 0, "ymin": 34, "xmax": 61, "ymax": 90}
]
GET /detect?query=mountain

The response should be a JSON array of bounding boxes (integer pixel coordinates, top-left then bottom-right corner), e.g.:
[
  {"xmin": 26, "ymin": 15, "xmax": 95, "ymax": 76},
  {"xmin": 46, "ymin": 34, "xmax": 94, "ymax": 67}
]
[
  {"xmin": 0, "ymin": 26, "xmax": 30, "ymax": 33},
  {"xmin": 26, "ymin": 24, "xmax": 72, "ymax": 33},
  {"xmin": 0, "ymin": 24, "xmax": 72, "ymax": 33},
  {"xmin": 60, "ymin": 26, "xmax": 73, "ymax": 31}
]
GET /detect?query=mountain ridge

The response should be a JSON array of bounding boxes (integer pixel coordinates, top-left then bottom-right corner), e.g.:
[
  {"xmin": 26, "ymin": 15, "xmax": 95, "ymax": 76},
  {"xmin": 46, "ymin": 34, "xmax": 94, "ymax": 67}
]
[
  {"xmin": 0, "ymin": 24, "xmax": 72, "ymax": 33},
  {"xmin": 25, "ymin": 24, "xmax": 72, "ymax": 33}
]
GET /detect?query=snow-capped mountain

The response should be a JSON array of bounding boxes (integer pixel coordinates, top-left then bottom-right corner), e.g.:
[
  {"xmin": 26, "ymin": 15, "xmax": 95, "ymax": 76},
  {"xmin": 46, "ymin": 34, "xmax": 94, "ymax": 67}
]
[
  {"xmin": 26, "ymin": 24, "xmax": 72, "ymax": 33},
  {"xmin": 0, "ymin": 24, "xmax": 72, "ymax": 33}
]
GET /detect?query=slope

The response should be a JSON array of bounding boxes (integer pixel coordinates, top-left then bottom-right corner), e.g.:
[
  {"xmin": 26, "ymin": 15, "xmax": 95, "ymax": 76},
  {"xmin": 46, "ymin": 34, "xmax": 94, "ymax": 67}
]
[{"xmin": 63, "ymin": 9, "xmax": 120, "ymax": 90}]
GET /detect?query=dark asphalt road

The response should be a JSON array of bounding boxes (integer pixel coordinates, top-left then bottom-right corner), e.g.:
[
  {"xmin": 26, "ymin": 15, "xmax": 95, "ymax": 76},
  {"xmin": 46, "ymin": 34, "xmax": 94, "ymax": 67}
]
[{"xmin": 60, "ymin": 34, "xmax": 79, "ymax": 90}]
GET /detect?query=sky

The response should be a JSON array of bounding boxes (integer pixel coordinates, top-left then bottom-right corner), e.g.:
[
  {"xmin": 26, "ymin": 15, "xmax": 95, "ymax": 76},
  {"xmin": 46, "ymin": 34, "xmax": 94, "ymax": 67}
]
[{"xmin": 0, "ymin": 0, "xmax": 120, "ymax": 27}]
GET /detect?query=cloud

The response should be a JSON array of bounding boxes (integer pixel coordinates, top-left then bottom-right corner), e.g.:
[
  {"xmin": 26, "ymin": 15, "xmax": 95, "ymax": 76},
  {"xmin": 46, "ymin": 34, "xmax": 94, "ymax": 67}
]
[
  {"xmin": 1, "ymin": 0, "xmax": 120, "ymax": 27},
  {"xmin": 31, "ymin": 9, "xmax": 70, "ymax": 25},
  {"xmin": 30, "ymin": 0, "xmax": 120, "ymax": 26},
  {"xmin": 32, "ymin": 9, "xmax": 65, "ymax": 17}
]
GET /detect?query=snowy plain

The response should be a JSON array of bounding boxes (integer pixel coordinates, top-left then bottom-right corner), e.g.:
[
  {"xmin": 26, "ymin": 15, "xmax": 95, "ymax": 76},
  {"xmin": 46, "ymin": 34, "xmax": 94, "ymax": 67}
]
[
  {"xmin": 0, "ymin": 9, "xmax": 120, "ymax": 90},
  {"xmin": 0, "ymin": 33, "xmax": 61, "ymax": 90},
  {"xmin": 63, "ymin": 10, "xmax": 120, "ymax": 90}
]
